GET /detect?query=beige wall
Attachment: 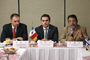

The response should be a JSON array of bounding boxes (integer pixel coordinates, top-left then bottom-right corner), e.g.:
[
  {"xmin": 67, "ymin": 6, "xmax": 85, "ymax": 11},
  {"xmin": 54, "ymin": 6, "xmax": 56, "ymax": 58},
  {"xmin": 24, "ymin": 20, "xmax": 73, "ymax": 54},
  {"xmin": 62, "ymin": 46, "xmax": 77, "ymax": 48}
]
[
  {"xmin": 66, "ymin": 0, "xmax": 90, "ymax": 38},
  {"xmin": 20, "ymin": 0, "xmax": 64, "ymax": 41},
  {"xmin": 0, "ymin": 0, "xmax": 18, "ymax": 41},
  {"xmin": 0, "ymin": 0, "xmax": 90, "ymax": 41}
]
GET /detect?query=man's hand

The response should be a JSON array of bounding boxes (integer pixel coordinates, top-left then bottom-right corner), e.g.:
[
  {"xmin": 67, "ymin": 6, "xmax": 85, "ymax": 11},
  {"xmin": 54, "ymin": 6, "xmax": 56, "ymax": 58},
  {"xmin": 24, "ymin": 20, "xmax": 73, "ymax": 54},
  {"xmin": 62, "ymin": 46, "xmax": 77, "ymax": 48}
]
[
  {"xmin": 9, "ymin": 40, "xmax": 13, "ymax": 43},
  {"xmin": 67, "ymin": 37, "xmax": 74, "ymax": 41},
  {"xmin": 41, "ymin": 39, "xmax": 49, "ymax": 41},
  {"xmin": 78, "ymin": 30, "xmax": 83, "ymax": 38},
  {"xmin": 16, "ymin": 37, "xmax": 23, "ymax": 41},
  {"xmin": 9, "ymin": 39, "xmax": 16, "ymax": 43},
  {"xmin": 78, "ymin": 30, "xmax": 84, "ymax": 40}
]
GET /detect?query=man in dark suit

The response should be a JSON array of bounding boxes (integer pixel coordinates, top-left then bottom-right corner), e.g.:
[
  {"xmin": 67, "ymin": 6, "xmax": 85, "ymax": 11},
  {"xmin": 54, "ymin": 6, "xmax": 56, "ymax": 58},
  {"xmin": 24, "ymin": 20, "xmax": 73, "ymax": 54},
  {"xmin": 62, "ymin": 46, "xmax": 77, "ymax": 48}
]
[
  {"xmin": 35, "ymin": 14, "xmax": 58, "ymax": 42},
  {"xmin": 1, "ymin": 13, "xmax": 28, "ymax": 42}
]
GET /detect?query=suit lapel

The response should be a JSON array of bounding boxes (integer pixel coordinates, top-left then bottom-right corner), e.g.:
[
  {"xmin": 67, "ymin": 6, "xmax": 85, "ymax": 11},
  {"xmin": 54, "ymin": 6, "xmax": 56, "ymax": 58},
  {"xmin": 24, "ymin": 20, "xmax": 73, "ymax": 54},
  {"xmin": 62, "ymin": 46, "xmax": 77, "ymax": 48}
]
[
  {"xmin": 41, "ymin": 25, "xmax": 44, "ymax": 39},
  {"xmin": 9, "ymin": 24, "xmax": 13, "ymax": 37},
  {"xmin": 74, "ymin": 25, "xmax": 80, "ymax": 39},
  {"xmin": 48, "ymin": 25, "xmax": 51, "ymax": 39},
  {"xmin": 16, "ymin": 25, "xmax": 20, "ymax": 37},
  {"xmin": 68, "ymin": 26, "xmax": 71, "ymax": 37}
]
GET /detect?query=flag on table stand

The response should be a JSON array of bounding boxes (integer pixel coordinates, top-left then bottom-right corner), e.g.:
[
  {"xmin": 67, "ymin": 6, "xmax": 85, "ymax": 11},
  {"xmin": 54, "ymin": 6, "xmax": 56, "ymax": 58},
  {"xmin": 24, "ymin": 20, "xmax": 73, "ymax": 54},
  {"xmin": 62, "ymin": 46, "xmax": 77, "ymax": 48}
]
[{"xmin": 29, "ymin": 26, "xmax": 38, "ymax": 41}]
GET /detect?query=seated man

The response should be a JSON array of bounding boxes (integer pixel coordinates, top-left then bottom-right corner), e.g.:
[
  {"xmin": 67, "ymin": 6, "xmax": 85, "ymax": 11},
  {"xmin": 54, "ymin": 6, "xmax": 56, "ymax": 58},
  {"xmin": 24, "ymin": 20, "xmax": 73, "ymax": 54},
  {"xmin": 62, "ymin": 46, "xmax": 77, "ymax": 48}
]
[
  {"xmin": 1, "ymin": 13, "xmax": 28, "ymax": 43},
  {"xmin": 35, "ymin": 14, "xmax": 58, "ymax": 42},
  {"xmin": 60, "ymin": 14, "xmax": 88, "ymax": 45}
]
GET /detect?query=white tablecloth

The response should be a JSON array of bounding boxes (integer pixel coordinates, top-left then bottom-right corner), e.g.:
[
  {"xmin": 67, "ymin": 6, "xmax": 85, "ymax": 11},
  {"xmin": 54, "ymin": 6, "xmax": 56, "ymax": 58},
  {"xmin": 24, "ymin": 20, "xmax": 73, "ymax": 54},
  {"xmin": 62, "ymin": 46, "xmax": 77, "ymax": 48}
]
[
  {"xmin": 79, "ymin": 48, "xmax": 90, "ymax": 60},
  {"xmin": 16, "ymin": 48, "xmax": 28, "ymax": 60},
  {"xmin": 25, "ymin": 47, "xmax": 82, "ymax": 60},
  {"xmin": 1, "ymin": 47, "xmax": 90, "ymax": 60}
]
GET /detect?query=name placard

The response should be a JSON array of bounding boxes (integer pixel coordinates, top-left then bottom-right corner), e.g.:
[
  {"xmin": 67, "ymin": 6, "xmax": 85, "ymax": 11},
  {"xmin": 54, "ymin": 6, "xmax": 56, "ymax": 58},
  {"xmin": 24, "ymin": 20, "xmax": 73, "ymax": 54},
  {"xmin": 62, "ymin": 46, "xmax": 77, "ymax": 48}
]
[
  {"xmin": 38, "ymin": 41, "xmax": 53, "ymax": 47},
  {"xmin": 13, "ymin": 41, "xmax": 29, "ymax": 48},
  {"xmin": 67, "ymin": 41, "xmax": 83, "ymax": 47}
]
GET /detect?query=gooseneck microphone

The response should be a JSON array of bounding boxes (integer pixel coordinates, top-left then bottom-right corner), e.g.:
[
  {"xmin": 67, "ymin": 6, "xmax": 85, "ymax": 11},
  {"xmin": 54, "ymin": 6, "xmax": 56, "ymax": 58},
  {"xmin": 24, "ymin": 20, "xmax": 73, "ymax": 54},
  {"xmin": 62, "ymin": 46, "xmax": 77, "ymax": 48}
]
[{"xmin": 71, "ymin": 31, "xmax": 73, "ymax": 37}]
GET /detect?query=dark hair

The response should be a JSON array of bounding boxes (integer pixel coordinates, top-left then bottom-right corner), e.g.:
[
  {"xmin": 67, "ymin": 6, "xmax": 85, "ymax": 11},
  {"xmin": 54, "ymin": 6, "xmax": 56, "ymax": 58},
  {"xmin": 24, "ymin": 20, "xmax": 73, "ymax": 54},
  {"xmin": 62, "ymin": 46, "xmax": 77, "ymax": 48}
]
[
  {"xmin": 41, "ymin": 14, "xmax": 51, "ymax": 20},
  {"xmin": 67, "ymin": 14, "xmax": 78, "ymax": 22},
  {"xmin": 10, "ymin": 13, "xmax": 19, "ymax": 19}
]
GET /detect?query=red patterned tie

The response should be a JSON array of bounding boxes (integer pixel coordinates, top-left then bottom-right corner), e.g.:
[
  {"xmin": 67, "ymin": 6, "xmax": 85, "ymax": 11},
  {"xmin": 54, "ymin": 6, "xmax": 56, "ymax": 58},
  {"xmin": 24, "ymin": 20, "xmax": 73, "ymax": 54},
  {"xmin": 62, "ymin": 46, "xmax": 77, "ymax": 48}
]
[
  {"xmin": 73, "ymin": 28, "xmax": 75, "ymax": 38},
  {"xmin": 13, "ymin": 28, "xmax": 16, "ymax": 38}
]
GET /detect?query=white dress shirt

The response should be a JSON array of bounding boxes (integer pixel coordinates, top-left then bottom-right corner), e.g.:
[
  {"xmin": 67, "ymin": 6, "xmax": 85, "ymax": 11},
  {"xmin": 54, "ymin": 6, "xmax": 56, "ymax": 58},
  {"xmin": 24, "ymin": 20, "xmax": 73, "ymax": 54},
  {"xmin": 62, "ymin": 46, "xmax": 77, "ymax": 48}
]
[
  {"xmin": 12, "ymin": 25, "xmax": 17, "ymax": 32},
  {"xmin": 12, "ymin": 25, "xmax": 18, "ymax": 40}
]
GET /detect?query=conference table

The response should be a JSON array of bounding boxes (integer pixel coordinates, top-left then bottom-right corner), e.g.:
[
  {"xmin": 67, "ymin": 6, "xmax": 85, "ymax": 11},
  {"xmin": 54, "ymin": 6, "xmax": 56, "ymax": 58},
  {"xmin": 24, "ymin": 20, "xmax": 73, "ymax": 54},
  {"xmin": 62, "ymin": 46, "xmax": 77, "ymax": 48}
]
[{"xmin": 0, "ymin": 44, "xmax": 90, "ymax": 60}]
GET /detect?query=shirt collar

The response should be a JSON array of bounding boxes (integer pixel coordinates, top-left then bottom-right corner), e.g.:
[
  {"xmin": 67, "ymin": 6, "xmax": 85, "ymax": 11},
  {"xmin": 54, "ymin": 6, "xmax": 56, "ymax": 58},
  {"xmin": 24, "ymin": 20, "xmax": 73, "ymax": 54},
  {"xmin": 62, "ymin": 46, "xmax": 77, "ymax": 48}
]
[
  {"xmin": 71, "ymin": 28, "xmax": 76, "ymax": 31},
  {"xmin": 12, "ymin": 25, "xmax": 17, "ymax": 29},
  {"xmin": 71, "ymin": 26, "xmax": 77, "ymax": 31}
]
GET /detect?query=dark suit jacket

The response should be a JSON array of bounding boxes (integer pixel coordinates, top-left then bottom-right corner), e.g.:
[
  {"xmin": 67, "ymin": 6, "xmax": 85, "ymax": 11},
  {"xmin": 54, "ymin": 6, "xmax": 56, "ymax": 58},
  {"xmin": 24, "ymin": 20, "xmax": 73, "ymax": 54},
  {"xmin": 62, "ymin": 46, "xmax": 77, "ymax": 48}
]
[
  {"xmin": 35, "ymin": 24, "xmax": 58, "ymax": 42},
  {"xmin": 1, "ymin": 23, "xmax": 28, "ymax": 42}
]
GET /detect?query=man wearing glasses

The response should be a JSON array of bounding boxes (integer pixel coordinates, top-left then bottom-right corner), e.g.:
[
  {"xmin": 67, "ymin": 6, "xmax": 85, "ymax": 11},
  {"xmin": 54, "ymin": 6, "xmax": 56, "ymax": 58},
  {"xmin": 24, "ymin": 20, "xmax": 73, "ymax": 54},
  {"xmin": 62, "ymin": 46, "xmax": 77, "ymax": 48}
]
[{"xmin": 60, "ymin": 14, "xmax": 88, "ymax": 45}]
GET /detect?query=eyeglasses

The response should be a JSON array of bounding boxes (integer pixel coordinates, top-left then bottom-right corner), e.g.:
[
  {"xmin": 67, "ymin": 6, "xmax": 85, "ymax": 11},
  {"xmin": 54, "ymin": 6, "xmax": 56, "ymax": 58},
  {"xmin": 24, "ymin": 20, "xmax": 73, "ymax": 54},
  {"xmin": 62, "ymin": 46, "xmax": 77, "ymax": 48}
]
[{"xmin": 69, "ymin": 20, "xmax": 76, "ymax": 23}]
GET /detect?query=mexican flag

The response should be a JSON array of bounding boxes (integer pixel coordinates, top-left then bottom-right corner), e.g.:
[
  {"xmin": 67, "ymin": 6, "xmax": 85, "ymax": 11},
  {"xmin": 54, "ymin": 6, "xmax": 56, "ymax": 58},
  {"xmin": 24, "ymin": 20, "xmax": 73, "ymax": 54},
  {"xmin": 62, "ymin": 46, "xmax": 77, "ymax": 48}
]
[{"xmin": 29, "ymin": 26, "xmax": 38, "ymax": 41}]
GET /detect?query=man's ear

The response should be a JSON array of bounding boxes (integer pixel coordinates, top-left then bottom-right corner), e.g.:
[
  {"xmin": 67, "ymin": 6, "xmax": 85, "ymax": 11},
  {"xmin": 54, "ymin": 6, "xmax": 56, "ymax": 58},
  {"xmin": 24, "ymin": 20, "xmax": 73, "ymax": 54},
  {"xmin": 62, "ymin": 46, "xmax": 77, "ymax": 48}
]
[{"xmin": 10, "ymin": 19, "xmax": 12, "ymax": 23}]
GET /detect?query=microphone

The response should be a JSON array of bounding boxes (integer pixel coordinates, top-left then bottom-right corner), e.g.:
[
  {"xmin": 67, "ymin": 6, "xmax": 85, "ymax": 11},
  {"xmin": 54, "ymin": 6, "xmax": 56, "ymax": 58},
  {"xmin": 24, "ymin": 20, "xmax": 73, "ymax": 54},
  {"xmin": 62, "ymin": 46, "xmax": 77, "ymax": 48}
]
[{"xmin": 71, "ymin": 31, "xmax": 73, "ymax": 37}]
